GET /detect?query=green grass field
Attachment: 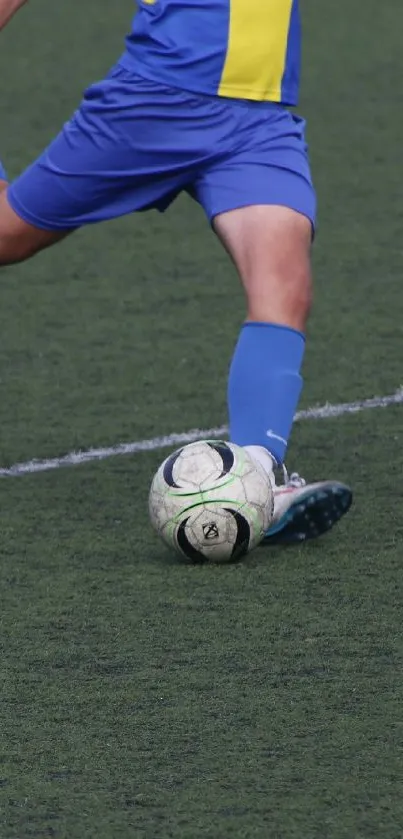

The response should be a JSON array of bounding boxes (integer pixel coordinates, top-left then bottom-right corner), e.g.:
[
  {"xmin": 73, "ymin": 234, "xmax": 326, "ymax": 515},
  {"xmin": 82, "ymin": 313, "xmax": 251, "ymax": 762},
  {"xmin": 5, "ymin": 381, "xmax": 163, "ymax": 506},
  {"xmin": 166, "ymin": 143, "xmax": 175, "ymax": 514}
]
[{"xmin": 1, "ymin": 1, "xmax": 403, "ymax": 836}]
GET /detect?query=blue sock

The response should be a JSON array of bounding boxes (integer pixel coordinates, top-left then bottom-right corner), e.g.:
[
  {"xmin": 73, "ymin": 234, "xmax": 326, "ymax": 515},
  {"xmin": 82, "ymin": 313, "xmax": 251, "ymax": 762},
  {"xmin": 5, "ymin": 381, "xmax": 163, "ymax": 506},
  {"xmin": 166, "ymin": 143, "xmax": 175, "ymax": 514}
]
[
  {"xmin": 0, "ymin": 160, "xmax": 8, "ymax": 182},
  {"xmin": 228, "ymin": 322, "xmax": 305, "ymax": 465}
]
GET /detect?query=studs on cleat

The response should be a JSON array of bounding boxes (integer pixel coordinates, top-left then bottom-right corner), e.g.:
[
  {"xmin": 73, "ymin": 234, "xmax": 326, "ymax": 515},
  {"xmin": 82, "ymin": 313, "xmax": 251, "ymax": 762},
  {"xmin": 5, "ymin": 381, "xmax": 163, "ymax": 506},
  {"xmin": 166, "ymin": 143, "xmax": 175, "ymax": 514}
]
[{"xmin": 263, "ymin": 482, "xmax": 353, "ymax": 545}]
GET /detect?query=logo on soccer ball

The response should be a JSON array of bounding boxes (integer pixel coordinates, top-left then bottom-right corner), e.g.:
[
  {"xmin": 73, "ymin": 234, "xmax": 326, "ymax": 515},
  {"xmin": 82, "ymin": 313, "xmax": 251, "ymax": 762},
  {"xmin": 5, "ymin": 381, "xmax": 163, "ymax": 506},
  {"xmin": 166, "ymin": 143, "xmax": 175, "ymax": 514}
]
[{"xmin": 202, "ymin": 522, "xmax": 219, "ymax": 540}]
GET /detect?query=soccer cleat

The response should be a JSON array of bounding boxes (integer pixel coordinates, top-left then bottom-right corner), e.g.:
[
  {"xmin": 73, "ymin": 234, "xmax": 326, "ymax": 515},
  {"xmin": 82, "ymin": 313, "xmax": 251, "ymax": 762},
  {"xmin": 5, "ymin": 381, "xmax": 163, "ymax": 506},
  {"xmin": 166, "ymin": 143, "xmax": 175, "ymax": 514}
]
[{"xmin": 262, "ymin": 466, "xmax": 353, "ymax": 545}]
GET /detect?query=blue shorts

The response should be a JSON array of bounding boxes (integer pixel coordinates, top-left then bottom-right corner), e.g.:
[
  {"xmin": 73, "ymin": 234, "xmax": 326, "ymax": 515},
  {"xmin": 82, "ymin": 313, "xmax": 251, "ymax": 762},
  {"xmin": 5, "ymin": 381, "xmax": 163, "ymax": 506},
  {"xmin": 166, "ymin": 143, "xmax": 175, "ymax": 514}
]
[{"xmin": 8, "ymin": 65, "xmax": 316, "ymax": 231}]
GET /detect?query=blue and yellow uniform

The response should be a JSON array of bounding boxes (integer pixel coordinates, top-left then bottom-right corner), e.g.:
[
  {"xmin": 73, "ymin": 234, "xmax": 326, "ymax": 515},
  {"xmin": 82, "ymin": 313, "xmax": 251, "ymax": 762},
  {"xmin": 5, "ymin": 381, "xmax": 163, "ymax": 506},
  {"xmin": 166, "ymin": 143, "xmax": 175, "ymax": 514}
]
[
  {"xmin": 8, "ymin": 0, "xmax": 315, "ymax": 231},
  {"xmin": 124, "ymin": 0, "xmax": 300, "ymax": 104}
]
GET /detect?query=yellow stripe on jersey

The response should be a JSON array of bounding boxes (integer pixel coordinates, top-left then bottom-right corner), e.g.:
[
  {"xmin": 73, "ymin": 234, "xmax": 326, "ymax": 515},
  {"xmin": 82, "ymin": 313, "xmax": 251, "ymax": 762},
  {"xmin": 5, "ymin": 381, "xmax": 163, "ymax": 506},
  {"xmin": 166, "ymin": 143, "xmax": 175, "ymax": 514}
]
[{"xmin": 218, "ymin": 0, "xmax": 293, "ymax": 101}]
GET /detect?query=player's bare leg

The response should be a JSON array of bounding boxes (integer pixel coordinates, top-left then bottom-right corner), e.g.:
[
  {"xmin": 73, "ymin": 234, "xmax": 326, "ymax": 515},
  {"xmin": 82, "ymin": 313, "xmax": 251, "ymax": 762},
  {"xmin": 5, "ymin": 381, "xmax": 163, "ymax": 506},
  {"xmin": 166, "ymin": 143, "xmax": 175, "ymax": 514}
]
[
  {"xmin": 0, "ymin": 188, "xmax": 69, "ymax": 265},
  {"xmin": 214, "ymin": 204, "xmax": 352, "ymax": 544},
  {"xmin": 215, "ymin": 204, "xmax": 312, "ymax": 331}
]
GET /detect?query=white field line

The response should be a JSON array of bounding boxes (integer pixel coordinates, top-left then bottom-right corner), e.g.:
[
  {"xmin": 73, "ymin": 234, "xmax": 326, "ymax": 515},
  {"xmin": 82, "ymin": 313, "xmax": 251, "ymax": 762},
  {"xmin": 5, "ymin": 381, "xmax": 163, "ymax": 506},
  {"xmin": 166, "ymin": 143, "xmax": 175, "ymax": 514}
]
[{"xmin": 1, "ymin": 387, "xmax": 402, "ymax": 478}]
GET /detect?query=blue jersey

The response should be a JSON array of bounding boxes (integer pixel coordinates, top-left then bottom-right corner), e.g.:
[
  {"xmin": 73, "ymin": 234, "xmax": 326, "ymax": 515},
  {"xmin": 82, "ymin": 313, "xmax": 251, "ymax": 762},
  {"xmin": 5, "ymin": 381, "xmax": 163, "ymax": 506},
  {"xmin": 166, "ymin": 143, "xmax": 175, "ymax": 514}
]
[{"xmin": 122, "ymin": 0, "xmax": 301, "ymax": 105}]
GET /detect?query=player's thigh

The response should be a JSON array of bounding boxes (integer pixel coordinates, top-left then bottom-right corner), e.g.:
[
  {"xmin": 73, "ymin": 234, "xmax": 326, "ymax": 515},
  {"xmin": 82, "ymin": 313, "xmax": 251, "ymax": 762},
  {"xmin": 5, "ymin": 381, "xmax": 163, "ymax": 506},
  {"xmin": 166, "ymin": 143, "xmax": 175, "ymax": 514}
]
[
  {"xmin": 192, "ymin": 106, "xmax": 315, "ymax": 326},
  {"xmin": 0, "ymin": 189, "xmax": 69, "ymax": 265},
  {"xmin": 215, "ymin": 201, "xmax": 313, "ymax": 328},
  {"xmin": 214, "ymin": 200, "xmax": 312, "ymax": 295}
]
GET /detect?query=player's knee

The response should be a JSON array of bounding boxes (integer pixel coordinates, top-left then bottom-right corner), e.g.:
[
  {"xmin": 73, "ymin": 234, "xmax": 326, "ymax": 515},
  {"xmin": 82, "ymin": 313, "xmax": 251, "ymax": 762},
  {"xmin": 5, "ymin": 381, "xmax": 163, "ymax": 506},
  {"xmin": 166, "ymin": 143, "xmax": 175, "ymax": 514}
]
[
  {"xmin": 0, "ymin": 217, "xmax": 67, "ymax": 266},
  {"xmin": 0, "ymin": 231, "xmax": 29, "ymax": 265},
  {"xmin": 247, "ymin": 221, "xmax": 313, "ymax": 327},
  {"xmin": 281, "ymin": 264, "xmax": 312, "ymax": 317},
  {"xmin": 0, "ymin": 190, "xmax": 61, "ymax": 266},
  {"xmin": 0, "ymin": 195, "xmax": 34, "ymax": 265},
  {"xmin": 215, "ymin": 205, "xmax": 313, "ymax": 329},
  {"xmin": 246, "ymin": 264, "xmax": 312, "ymax": 330},
  {"xmin": 0, "ymin": 226, "xmax": 44, "ymax": 265}
]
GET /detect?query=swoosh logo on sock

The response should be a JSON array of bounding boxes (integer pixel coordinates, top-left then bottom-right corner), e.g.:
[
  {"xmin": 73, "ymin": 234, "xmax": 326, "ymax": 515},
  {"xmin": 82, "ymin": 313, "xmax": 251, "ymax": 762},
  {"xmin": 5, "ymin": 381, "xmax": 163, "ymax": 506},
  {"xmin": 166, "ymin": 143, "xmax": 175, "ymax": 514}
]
[{"xmin": 266, "ymin": 429, "xmax": 287, "ymax": 446}]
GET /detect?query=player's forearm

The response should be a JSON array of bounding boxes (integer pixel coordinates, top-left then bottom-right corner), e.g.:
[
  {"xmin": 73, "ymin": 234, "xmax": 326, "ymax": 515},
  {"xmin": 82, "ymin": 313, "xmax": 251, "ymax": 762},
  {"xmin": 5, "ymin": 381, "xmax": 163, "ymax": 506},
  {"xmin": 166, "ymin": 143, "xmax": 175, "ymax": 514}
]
[{"xmin": 0, "ymin": 0, "xmax": 27, "ymax": 30}]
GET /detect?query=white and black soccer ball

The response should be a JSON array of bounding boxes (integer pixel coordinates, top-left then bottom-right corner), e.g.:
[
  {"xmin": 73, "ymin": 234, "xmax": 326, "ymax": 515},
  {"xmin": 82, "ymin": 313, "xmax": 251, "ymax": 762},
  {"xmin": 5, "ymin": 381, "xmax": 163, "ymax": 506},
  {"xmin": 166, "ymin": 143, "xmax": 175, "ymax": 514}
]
[{"xmin": 149, "ymin": 440, "xmax": 274, "ymax": 563}]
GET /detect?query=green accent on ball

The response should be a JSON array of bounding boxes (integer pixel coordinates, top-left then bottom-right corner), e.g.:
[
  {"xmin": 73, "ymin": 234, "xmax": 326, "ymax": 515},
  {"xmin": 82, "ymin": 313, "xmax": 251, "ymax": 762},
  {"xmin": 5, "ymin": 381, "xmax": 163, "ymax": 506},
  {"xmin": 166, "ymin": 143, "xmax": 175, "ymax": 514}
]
[
  {"xmin": 172, "ymin": 497, "xmax": 245, "ymax": 522},
  {"xmin": 163, "ymin": 442, "xmax": 251, "ymax": 499},
  {"xmin": 165, "ymin": 472, "xmax": 239, "ymax": 498},
  {"xmin": 163, "ymin": 518, "xmax": 179, "ymax": 545},
  {"xmin": 172, "ymin": 498, "xmax": 264, "ymax": 542},
  {"xmin": 160, "ymin": 442, "xmax": 267, "ymax": 545},
  {"xmin": 245, "ymin": 502, "xmax": 264, "ymax": 539}
]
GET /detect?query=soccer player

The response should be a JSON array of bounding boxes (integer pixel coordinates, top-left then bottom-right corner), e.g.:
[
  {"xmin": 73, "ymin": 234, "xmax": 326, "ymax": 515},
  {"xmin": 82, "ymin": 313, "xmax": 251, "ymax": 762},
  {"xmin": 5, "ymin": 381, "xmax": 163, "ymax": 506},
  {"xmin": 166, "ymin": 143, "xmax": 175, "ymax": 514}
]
[{"xmin": 0, "ymin": 0, "xmax": 352, "ymax": 543}]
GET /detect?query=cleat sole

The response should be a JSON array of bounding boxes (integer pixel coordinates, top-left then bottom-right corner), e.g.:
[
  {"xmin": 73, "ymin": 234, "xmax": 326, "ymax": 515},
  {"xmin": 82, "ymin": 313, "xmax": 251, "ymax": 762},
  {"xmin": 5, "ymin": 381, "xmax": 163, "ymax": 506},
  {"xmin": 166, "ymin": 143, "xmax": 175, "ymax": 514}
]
[{"xmin": 262, "ymin": 482, "xmax": 353, "ymax": 546}]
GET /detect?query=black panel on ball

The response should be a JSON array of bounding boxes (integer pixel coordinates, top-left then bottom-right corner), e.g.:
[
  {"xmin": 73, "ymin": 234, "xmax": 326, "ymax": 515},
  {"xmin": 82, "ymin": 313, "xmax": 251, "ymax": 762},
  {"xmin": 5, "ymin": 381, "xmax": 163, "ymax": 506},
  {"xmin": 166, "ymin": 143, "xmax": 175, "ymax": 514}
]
[
  {"xmin": 225, "ymin": 509, "xmax": 251, "ymax": 559},
  {"xmin": 207, "ymin": 441, "xmax": 235, "ymax": 479},
  {"xmin": 176, "ymin": 517, "xmax": 206, "ymax": 564},
  {"xmin": 163, "ymin": 448, "xmax": 184, "ymax": 489}
]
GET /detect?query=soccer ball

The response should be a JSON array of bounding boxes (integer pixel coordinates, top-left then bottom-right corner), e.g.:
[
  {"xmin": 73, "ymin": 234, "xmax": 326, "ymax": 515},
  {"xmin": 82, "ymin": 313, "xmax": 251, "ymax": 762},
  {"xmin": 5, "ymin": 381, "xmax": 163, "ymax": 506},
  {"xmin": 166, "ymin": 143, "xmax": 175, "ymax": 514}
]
[{"xmin": 149, "ymin": 440, "xmax": 273, "ymax": 563}]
